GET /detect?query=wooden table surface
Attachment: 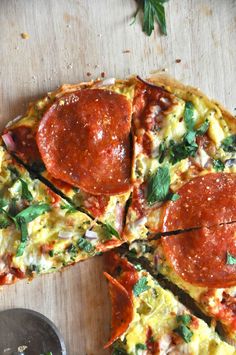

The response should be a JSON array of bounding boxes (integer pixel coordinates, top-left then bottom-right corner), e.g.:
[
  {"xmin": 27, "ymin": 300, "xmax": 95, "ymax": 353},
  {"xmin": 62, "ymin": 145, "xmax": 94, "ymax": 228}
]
[{"xmin": 0, "ymin": 1, "xmax": 235, "ymax": 354}]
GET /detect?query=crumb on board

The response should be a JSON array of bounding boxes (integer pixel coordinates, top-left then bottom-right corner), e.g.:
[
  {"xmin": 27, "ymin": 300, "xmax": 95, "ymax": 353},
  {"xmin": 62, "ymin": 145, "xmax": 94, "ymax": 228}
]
[
  {"xmin": 123, "ymin": 50, "xmax": 131, "ymax": 53},
  {"xmin": 86, "ymin": 72, "xmax": 92, "ymax": 77},
  {"xmin": 175, "ymin": 58, "xmax": 181, "ymax": 63},
  {"xmin": 162, "ymin": 68, "xmax": 168, "ymax": 72},
  {"xmin": 21, "ymin": 32, "xmax": 29, "ymax": 39},
  {"xmin": 101, "ymin": 72, "xmax": 106, "ymax": 78}
]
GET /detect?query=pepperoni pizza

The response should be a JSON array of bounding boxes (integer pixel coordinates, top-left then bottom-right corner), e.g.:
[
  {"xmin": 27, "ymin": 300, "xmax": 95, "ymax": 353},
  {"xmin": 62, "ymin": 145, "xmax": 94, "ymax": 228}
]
[{"xmin": 1, "ymin": 74, "xmax": 236, "ymax": 352}]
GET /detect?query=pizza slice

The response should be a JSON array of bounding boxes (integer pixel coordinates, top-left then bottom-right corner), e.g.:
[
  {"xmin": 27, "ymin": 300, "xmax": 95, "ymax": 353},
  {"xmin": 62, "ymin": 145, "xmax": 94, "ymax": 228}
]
[
  {"xmin": 104, "ymin": 252, "xmax": 236, "ymax": 354},
  {"xmin": 124, "ymin": 75, "xmax": 236, "ymax": 241},
  {"xmin": 0, "ymin": 144, "xmax": 122, "ymax": 286},
  {"xmin": 128, "ymin": 222, "xmax": 236, "ymax": 344},
  {"xmin": 2, "ymin": 79, "xmax": 136, "ymax": 231}
]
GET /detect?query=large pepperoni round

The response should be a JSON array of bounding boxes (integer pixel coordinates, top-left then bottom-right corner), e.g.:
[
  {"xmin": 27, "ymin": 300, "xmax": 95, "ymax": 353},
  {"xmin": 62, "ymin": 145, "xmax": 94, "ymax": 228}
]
[
  {"xmin": 160, "ymin": 173, "xmax": 236, "ymax": 232},
  {"xmin": 37, "ymin": 89, "xmax": 132, "ymax": 195},
  {"xmin": 162, "ymin": 223, "xmax": 236, "ymax": 288}
]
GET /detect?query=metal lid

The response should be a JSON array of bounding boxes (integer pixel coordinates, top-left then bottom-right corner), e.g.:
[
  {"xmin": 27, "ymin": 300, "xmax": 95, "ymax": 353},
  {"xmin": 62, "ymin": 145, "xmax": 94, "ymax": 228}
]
[{"xmin": 0, "ymin": 308, "xmax": 66, "ymax": 355}]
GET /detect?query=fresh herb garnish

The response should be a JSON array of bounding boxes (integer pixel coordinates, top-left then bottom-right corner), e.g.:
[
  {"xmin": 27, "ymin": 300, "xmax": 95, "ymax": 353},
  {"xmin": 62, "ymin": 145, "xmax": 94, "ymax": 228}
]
[
  {"xmin": 176, "ymin": 314, "xmax": 192, "ymax": 326},
  {"xmin": 226, "ymin": 251, "xmax": 236, "ymax": 265},
  {"xmin": 174, "ymin": 324, "xmax": 193, "ymax": 343},
  {"xmin": 19, "ymin": 178, "xmax": 33, "ymax": 201},
  {"xmin": 158, "ymin": 141, "xmax": 167, "ymax": 163},
  {"xmin": 133, "ymin": 276, "xmax": 151, "ymax": 296},
  {"xmin": 77, "ymin": 238, "xmax": 94, "ymax": 253},
  {"xmin": 213, "ymin": 159, "xmax": 225, "ymax": 172},
  {"xmin": 60, "ymin": 202, "xmax": 77, "ymax": 213},
  {"xmin": 184, "ymin": 101, "xmax": 195, "ymax": 131},
  {"xmin": 135, "ymin": 343, "xmax": 147, "ymax": 353},
  {"xmin": 196, "ymin": 119, "xmax": 210, "ymax": 136},
  {"xmin": 133, "ymin": 0, "xmax": 168, "ymax": 36},
  {"xmin": 112, "ymin": 343, "xmax": 128, "ymax": 355},
  {"xmin": 169, "ymin": 133, "xmax": 198, "ymax": 164},
  {"xmin": 174, "ymin": 313, "xmax": 193, "ymax": 343},
  {"xmin": 103, "ymin": 223, "xmax": 120, "ymax": 240},
  {"xmin": 221, "ymin": 134, "xmax": 236, "ymax": 152},
  {"xmin": 147, "ymin": 165, "xmax": 177, "ymax": 204},
  {"xmin": 8, "ymin": 166, "xmax": 20, "ymax": 181}
]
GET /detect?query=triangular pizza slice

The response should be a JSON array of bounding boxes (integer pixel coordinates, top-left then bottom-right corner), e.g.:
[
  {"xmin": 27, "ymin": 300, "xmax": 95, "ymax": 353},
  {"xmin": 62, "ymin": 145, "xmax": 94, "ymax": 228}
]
[
  {"xmin": 104, "ymin": 252, "xmax": 236, "ymax": 354},
  {"xmin": 128, "ymin": 222, "xmax": 236, "ymax": 344},
  {"xmin": 0, "ymin": 144, "xmax": 121, "ymax": 286}
]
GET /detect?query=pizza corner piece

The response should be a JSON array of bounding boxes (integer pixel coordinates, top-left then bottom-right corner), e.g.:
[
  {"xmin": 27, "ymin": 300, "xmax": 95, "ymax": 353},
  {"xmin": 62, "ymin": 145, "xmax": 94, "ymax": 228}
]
[
  {"xmin": 128, "ymin": 222, "xmax": 236, "ymax": 345},
  {"xmin": 104, "ymin": 252, "xmax": 236, "ymax": 355},
  {"xmin": 0, "ymin": 143, "xmax": 122, "ymax": 286}
]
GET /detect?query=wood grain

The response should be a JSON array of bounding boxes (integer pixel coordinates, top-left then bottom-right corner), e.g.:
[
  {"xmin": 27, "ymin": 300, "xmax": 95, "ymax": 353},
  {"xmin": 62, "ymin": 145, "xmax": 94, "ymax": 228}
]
[{"xmin": 0, "ymin": 1, "xmax": 235, "ymax": 354}]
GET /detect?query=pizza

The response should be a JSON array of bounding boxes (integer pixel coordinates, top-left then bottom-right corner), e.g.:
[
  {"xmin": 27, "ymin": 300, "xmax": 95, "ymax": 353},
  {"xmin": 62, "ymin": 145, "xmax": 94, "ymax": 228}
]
[
  {"xmin": 0, "ymin": 143, "xmax": 121, "ymax": 285},
  {"xmin": 0, "ymin": 74, "xmax": 236, "ymax": 352},
  {"xmin": 104, "ymin": 252, "xmax": 236, "ymax": 354}
]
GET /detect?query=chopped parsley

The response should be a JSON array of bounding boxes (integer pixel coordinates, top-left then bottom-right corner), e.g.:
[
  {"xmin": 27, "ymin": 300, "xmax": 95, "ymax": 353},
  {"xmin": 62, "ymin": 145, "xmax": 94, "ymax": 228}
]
[
  {"xmin": 169, "ymin": 132, "xmax": 198, "ymax": 164},
  {"xmin": 60, "ymin": 202, "xmax": 77, "ymax": 213},
  {"xmin": 77, "ymin": 238, "xmax": 94, "ymax": 253},
  {"xmin": 176, "ymin": 314, "xmax": 192, "ymax": 326},
  {"xmin": 158, "ymin": 141, "xmax": 167, "ymax": 163},
  {"xmin": 196, "ymin": 119, "xmax": 210, "ymax": 136},
  {"xmin": 112, "ymin": 343, "xmax": 128, "ymax": 355},
  {"xmin": 174, "ymin": 313, "xmax": 193, "ymax": 343},
  {"xmin": 221, "ymin": 134, "xmax": 236, "ymax": 152},
  {"xmin": 174, "ymin": 324, "xmax": 193, "ymax": 343},
  {"xmin": 213, "ymin": 159, "xmax": 225, "ymax": 172},
  {"xmin": 147, "ymin": 165, "xmax": 170, "ymax": 204},
  {"xmin": 133, "ymin": 276, "xmax": 151, "ymax": 297},
  {"xmin": 140, "ymin": 0, "xmax": 168, "ymax": 36},
  {"xmin": 184, "ymin": 101, "xmax": 195, "ymax": 131},
  {"xmin": 226, "ymin": 251, "xmax": 236, "ymax": 265},
  {"xmin": 103, "ymin": 222, "xmax": 120, "ymax": 240},
  {"xmin": 19, "ymin": 178, "xmax": 33, "ymax": 201},
  {"xmin": 135, "ymin": 343, "xmax": 147, "ymax": 354}
]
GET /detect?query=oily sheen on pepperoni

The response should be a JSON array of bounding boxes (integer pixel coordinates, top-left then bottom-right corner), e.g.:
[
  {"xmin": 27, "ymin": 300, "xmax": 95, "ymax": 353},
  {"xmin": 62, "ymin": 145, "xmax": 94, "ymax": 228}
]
[
  {"xmin": 37, "ymin": 89, "xmax": 132, "ymax": 195},
  {"xmin": 160, "ymin": 173, "xmax": 236, "ymax": 232},
  {"xmin": 162, "ymin": 224, "xmax": 236, "ymax": 288}
]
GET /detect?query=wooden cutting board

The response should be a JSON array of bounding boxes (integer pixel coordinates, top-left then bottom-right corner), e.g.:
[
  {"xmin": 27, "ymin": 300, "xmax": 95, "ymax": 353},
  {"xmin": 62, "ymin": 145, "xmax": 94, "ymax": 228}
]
[{"xmin": 0, "ymin": 1, "xmax": 235, "ymax": 354}]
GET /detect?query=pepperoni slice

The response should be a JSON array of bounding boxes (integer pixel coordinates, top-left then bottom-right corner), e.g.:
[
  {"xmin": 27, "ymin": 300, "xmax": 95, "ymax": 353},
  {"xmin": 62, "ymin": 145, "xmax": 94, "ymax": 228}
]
[
  {"xmin": 37, "ymin": 89, "xmax": 132, "ymax": 195},
  {"xmin": 104, "ymin": 272, "xmax": 133, "ymax": 348},
  {"xmin": 162, "ymin": 223, "xmax": 236, "ymax": 288},
  {"xmin": 160, "ymin": 173, "xmax": 236, "ymax": 232}
]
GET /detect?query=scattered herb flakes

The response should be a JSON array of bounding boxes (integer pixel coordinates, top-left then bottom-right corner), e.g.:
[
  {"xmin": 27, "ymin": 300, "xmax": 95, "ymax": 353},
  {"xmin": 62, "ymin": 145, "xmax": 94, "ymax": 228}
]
[
  {"xmin": 112, "ymin": 343, "xmax": 128, "ymax": 355},
  {"xmin": 174, "ymin": 324, "xmax": 193, "ymax": 343},
  {"xmin": 213, "ymin": 159, "xmax": 225, "ymax": 172},
  {"xmin": 176, "ymin": 314, "xmax": 192, "ymax": 326},
  {"xmin": 226, "ymin": 251, "xmax": 236, "ymax": 265},
  {"xmin": 128, "ymin": 248, "xmax": 138, "ymax": 258},
  {"xmin": 103, "ymin": 222, "xmax": 120, "ymax": 240},
  {"xmin": 49, "ymin": 250, "xmax": 54, "ymax": 257},
  {"xmin": 134, "ymin": 263, "xmax": 143, "ymax": 271},
  {"xmin": 135, "ymin": 343, "xmax": 147, "ymax": 353},
  {"xmin": 16, "ymin": 203, "xmax": 51, "ymax": 224},
  {"xmin": 184, "ymin": 101, "xmax": 195, "ymax": 131},
  {"xmin": 133, "ymin": 276, "xmax": 151, "ymax": 296},
  {"xmin": 77, "ymin": 238, "xmax": 94, "ymax": 253},
  {"xmin": 169, "ymin": 132, "xmax": 198, "ymax": 164},
  {"xmin": 221, "ymin": 134, "xmax": 236, "ymax": 152},
  {"xmin": 19, "ymin": 178, "xmax": 33, "ymax": 201}
]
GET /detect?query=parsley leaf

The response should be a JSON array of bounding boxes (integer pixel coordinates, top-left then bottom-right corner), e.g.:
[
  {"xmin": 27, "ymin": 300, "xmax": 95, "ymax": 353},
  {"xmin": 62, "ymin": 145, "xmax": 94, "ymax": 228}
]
[
  {"xmin": 60, "ymin": 202, "xmax": 77, "ymax": 213},
  {"xmin": 226, "ymin": 251, "xmax": 236, "ymax": 265},
  {"xmin": 112, "ymin": 343, "xmax": 128, "ymax": 355},
  {"xmin": 141, "ymin": 0, "xmax": 168, "ymax": 36},
  {"xmin": 77, "ymin": 238, "xmax": 94, "ymax": 253},
  {"xmin": 169, "ymin": 134, "xmax": 198, "ymax": 165},
  {"xmin": 135, "ymin": 343, "xmax": 147, "ymax": 354},
  {"xmin": 103, "ymin": 223, "xmax": 120, "ymax": 240},
  {"xmin": 158, "ymin": 141, "xmax": 167, "ymax": 163},
  {"xmin": 213, "ymin": 159, "xmax": 225, "ymax": 172},
  {"xmin": 184, "ymin": 101, "xmax": 195, "ymax": 131},
  {"xmin": 19, "ymin": 178, "xmax": 33, "ymax": 201},
  {"xmin": 174, "ymin": 324, "xmax": 193, "ymax": 343},
  {"xmin": 147, "ymin": 165, "xmax": 170, "ymax": 204},
  {"xmin": 133, "ymin": 276, "xmax": 151, "ymax": 296},
  {"xmin": 176, "ymin": 314, "xmax": 192, "ymax": 326},
  {"xmin": 196, "ymin": 119, "xmax": 210, "ymax": 136},
  {"xmin": 221, "ymin": 134, "xmax": 236, "ymax": 152}
]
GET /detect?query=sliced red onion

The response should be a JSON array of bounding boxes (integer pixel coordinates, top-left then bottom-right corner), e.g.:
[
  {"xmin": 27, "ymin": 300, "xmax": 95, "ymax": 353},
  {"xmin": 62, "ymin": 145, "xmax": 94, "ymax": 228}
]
[
  {"xmin": 58, "ymin": 231, "xmax": 74, "ymax": 239},
  {"xmin": 95, "ymin": 78, "xmax": 116, "ymax": 87},
  {"xmin": 2, "ymin": 133, "xmax": 16, "ymax": 151},
  {"xmin": 85, "ymin": 229, "xmax": 98, "ymax": 240},
  {"xmin": 225, "ymin": 159, "xmax": 236, "ymax": 167}
]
